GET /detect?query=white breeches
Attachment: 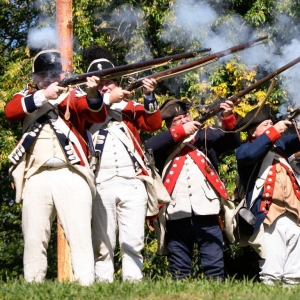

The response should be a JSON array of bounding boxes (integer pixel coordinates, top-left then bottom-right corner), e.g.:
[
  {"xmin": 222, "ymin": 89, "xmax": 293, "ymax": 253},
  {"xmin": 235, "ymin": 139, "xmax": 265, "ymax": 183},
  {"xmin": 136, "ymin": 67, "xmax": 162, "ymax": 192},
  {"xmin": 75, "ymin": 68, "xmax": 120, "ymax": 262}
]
[
  {"xmin": 22, "ymin": 166, "xmax": 95, "ymax": 286},
  {"xmin": 260, "ymin": 212, "xmax": 300, "ymax": 285},
  {"xmin": 92, "ymin": 177, "xmax": 148, "ymax": 282}
]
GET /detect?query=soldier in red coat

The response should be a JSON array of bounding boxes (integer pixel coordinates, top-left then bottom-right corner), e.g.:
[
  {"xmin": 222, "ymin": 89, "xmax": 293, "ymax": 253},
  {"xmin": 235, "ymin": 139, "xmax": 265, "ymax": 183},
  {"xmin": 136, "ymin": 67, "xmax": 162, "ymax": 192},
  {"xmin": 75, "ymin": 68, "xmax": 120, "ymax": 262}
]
[
  {"xmin": 83, "ymin": 46, "xmax": 162, "ymax": 282},
  {"xmin": 5, "ymin": 49, "xmax": 119, "ymax": 285}
]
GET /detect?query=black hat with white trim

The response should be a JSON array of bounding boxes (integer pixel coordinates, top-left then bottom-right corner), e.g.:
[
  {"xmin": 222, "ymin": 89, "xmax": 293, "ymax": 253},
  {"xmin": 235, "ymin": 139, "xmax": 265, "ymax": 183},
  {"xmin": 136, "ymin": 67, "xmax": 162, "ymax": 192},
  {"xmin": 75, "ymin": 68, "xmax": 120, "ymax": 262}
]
[
  {"xmin": 87, "ymin": 58, "xmax": 115, "ymax": 73},
  {"xmin": 32, "ymin": 50, "xmax": 63, "ymax": 74}
]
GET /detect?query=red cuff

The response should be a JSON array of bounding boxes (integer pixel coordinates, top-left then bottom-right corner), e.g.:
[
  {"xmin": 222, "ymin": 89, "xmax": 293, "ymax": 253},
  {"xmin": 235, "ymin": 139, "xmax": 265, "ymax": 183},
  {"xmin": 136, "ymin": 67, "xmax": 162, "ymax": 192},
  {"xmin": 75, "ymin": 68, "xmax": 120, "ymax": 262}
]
[
  {"xmin": 221, "ymin": 113, "xmax": 237, "ymax": 130},
  {"xmin": 170, "ymin": 124, "xmax": 186, "ymax": 142},
  {"xmin": 264, "ymin": 126, "xmax": 281, "ymax": 143}
]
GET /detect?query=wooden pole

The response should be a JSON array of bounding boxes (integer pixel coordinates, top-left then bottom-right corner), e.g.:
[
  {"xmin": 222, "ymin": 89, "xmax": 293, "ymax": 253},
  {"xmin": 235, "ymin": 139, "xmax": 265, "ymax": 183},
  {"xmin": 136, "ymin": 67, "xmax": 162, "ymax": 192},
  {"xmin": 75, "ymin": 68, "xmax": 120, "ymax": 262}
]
[
  {"xmin": 56, "ymin": 0, "xmax": 74, "ymax": 282},
  {"xmin": 56, "ymin": 0, "xmax": 73, "ymax": 73}
]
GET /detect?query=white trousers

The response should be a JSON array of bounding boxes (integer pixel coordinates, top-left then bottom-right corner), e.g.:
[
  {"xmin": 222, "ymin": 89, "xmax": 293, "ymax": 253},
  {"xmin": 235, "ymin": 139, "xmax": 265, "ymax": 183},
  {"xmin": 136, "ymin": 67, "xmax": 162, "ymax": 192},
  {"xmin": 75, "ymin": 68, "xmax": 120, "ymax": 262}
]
[
  {"xmin": 92, "ymin": 177, "xmax": 148, "ymax": 282},
  {"xmin": 22, "ymin": 166, "xmax": 95, "ymax": 286},
  {"xmin": 260, "ymin": 213, "xmax": 300, "ymax": 285}
]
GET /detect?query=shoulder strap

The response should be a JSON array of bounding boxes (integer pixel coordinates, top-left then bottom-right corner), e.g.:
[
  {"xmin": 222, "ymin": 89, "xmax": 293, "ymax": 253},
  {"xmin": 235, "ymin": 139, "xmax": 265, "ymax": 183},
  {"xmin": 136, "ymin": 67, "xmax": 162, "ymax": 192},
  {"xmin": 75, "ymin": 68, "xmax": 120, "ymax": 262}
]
[
  {"xmin": 250, "ymin": 151, "xmax": 275, "ymax": 208},
  {"xmin": 22, "ymin": 92, "xmax": 69, "ymax": 134}
]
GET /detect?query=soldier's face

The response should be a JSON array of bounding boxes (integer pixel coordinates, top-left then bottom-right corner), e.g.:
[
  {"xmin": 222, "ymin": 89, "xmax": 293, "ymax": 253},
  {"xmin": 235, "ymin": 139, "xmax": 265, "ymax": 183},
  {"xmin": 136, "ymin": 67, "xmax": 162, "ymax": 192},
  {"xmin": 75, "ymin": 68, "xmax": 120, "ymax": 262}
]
[
  {"xmin": 250, "ymin": 119, "xmax": 273, "ymax": 138},
  {"xmin": 33, "ymin": 71, "xmax": 62, "ymax": 89},
  {"xmin": 97, "ymin": 80, "xmax": 118, "ymax": 94},
  {"xmin": 171, "ymin": 113, "xmax": 191, "ymax": 126}
]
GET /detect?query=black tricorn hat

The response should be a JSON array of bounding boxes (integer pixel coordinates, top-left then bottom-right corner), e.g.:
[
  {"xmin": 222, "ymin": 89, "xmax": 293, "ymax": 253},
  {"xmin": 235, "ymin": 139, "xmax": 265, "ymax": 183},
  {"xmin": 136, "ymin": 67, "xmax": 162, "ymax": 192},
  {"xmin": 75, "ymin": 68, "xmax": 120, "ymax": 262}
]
[
  {"xmin": 237, "ymin": 104, "xmax": 275, "ymax": 132},
  {"xmin": 32, "ymin": 50, "xmax": 63, "ymax": 74},
  {"xmin": 87, "ymin": 58, "xmax": 115, "ymax": 73},
  {"xmin": 160, "ymin": 98, "xmax": 191, "ymax": 120}
]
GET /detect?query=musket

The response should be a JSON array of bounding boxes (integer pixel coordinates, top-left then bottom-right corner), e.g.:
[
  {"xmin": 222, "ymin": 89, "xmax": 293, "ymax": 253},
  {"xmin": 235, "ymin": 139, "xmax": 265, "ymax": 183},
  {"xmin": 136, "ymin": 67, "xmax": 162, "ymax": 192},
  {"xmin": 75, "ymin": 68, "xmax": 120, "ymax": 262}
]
[
  {"xmin": 57, "ymin": 48, "xmax": 211, "ymax": 87},
  {"xmin": 124, "ymin": 36, "xmax": 268, "ymax": 91},
  {"xmin": 194, "ymin": 55, "xmax": 300, "ymax": 123}
]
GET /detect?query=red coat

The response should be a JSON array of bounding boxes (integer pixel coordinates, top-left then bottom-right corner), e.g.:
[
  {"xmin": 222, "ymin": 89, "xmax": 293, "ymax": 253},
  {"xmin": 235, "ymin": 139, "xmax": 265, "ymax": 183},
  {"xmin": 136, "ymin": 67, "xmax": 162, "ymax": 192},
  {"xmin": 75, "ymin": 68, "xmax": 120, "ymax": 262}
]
[
  {"xmin": 5, "ymin": 88, "xmax": 107, "ymax": 165},
  {"xmin": 118, "ymin": 99, "xmax": 162, "ymax": 158}
]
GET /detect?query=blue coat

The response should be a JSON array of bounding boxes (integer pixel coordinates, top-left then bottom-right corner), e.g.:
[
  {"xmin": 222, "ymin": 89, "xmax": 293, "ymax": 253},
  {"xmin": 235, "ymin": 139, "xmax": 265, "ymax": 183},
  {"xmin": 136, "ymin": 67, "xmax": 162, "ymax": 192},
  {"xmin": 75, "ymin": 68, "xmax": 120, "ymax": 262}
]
[{"xmin": 145, "ymin": 126, "xmax": 240, "ymax": 175}]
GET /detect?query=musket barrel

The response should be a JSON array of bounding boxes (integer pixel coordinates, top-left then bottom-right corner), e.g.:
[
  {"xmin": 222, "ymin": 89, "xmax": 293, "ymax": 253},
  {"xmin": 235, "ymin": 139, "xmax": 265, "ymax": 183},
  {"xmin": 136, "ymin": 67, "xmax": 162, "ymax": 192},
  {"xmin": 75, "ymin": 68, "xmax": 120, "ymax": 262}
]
[
  {"xmin": 57, "ymin": 48, "xmax": 211, "ymax": 87},
  {"xmin": 124, "ymin": 36, "xmax": 268, "ymax": 91},
  {"xmin": 233, "ymin": 56, "xmax": 300, "ymax": 100},
  {"xmin": 196, "ymin": 55, "xmax": 300, "ymax": 123}
]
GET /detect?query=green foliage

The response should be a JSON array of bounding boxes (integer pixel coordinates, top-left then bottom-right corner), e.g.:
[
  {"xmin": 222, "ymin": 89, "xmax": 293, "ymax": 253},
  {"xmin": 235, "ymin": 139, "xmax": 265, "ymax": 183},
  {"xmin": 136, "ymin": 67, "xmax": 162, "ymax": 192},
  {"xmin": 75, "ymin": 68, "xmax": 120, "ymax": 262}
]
[
  {"xmin": 243, "ymin": 0, "xmax": 274, "ymax": 27},
  {"xmin": 1, "ymin": 0, "xmax": 300, "ymax": 283},
  {"xmin": 0, "ymin": 1, "xmax": 39, "ymax": 74},
  {"xmin": 219, "ymin": 153, "xmax": 238, "ymax": 196}
]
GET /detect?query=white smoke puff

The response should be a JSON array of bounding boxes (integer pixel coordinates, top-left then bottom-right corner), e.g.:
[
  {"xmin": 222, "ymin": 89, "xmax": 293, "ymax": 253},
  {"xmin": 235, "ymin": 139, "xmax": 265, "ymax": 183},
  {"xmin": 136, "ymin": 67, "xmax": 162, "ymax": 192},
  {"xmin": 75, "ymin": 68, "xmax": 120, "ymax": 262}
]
[
  {"xmin": 109, "ymin": 4, "xmax": 151, "ymax": 63},
  {"xmin": 161, "ymin": 0, "xmax": 215, "ymax": 47},
  {"xmin": 27, "ymin": 27, "xmax": 57, "ymax": 50},
  {"xmin": 280, "ymin": 39, "xmax": 300, "ymax": 102},
  {"xmin": 161, "ymin": 0, "xmax": 264, "ymax": 59},
  {"xmin": 173, "ymin": 0, "xmax": 217, "ymax": 29},
  {"xmin": 161, "ymin": 0, "xmax": 218, "ymax": 49},
  {"xmin": 125, "ymin": 37, "xmax": 152, "ymax": 63},
  {"xmin": 215, "ymin": 14, "xmax": 251, "ymax": 42},
  {"xmin": 110, "ymin": 4, "xmax": 145, "ymax": 40},
  {"xmin": 272, "ymin": 39, "xmax": 300, "ymax": 107},
  {"xmin": 239, "ymin": 35, "xmax": 273, "ymax": 67},
  {"xmin": 33, "ymin": 0, "xmax": 52, "ymax": 10},
  {"xmin": 281, "ymin": 39, "xmax": 300, "ymax": 63}
]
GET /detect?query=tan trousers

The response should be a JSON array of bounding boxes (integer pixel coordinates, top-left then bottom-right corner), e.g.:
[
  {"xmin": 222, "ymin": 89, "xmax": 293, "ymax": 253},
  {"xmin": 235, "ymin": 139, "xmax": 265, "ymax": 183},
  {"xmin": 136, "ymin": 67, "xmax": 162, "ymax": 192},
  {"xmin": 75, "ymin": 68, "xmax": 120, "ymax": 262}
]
[{"xmin": 22, "ymin": 166, "xmax": 95, "ymax": 286}]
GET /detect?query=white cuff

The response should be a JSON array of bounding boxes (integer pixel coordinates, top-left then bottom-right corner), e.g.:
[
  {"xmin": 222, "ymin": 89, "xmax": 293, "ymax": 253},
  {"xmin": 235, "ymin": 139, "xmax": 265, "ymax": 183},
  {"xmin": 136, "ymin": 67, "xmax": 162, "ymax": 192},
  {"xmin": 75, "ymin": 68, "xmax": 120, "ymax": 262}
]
[
  {"xmin": 33, "ymin": 90, "xmax": 47, "ymax": 107},
  {"xmin": 104, "ymin": 93, "xmax": 110, "ymax": 105}
]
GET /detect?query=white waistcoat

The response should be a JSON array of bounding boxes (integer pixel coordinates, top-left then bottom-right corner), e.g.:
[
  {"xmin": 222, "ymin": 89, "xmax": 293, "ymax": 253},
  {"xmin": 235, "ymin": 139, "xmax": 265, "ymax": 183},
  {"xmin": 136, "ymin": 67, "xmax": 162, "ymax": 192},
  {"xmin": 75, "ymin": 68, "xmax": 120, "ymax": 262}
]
[
  {"xmin": 167, "ymin": 155, "xmax": 220, "ymax": 220},
  {"xmin": 95, "ymin": 127, "xmax": 136, "ymax": 183},
  {"xmin": 25, "ymin": 124, "xmax": 66, "ymax": 179}
]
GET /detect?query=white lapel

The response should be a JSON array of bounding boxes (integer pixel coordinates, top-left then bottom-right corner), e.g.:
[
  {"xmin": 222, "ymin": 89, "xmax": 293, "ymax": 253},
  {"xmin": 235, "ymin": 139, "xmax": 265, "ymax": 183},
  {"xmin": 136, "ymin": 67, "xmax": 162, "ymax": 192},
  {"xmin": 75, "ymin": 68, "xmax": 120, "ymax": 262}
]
[{"xmin": 22, "ymin": 92, "xmax": 69, "ymax": 133}]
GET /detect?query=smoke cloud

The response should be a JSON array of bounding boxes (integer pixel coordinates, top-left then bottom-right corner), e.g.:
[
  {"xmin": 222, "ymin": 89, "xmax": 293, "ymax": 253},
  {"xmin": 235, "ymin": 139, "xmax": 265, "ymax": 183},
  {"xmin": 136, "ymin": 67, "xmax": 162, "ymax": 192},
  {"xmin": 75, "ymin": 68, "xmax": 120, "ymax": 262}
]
[
  {"xmin": 27, "ymin": 27, "xmax": 57, "ymax": 50},
  {"xmin": 160, "ymin": 0, "xmax": 300, "ymax": 106},
  {"xmin": 109, "ymin": 4, "xmax": 152, "ymax": 63}
]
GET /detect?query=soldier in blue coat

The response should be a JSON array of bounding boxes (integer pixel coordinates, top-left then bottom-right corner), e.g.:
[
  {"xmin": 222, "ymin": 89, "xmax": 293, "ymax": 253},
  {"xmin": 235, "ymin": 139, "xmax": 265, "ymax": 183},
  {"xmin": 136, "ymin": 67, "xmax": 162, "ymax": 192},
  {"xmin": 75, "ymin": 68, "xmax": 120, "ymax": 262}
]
[
  {"xmin": 236, "ymin": 104, "xmax": 300, "ymax": 285},
  {"xmin": 145, "ymin": 98, "xmax": 240, "ymax": 280}
]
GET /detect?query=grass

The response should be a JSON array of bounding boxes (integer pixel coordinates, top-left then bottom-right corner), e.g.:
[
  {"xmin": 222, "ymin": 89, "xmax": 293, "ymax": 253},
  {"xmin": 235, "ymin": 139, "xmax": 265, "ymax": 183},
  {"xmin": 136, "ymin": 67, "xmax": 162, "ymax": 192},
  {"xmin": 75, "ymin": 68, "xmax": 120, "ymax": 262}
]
[{"xmin": 1, "ymin": 278, "xmax": 300, "ymax": 300}]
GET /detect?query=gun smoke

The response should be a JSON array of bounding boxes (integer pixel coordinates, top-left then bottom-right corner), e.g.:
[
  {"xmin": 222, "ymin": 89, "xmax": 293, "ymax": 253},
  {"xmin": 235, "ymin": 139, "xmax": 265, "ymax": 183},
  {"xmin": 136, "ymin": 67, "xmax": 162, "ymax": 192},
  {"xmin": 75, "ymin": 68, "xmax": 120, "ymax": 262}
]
[
  {"xmin": 27, "ymin": 0, "xmax": 300, "ymax": 110},
  {"xmin": 160, "ymin": 0, "xmax": 300, "ymax": 107}
]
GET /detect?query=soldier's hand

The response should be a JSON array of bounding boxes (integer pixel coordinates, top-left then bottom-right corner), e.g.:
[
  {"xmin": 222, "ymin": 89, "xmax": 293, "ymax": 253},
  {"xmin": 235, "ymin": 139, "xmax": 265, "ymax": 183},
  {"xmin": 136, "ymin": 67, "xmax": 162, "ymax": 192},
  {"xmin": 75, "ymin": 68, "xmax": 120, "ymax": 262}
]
[
  {"xmin": 220, "ymin": 99, "xmax": 236, "ymax": 118},
  {"xmin": 44, "ymin": 82, "xmax": 67, "ymax": 100},
  {"xmin": 85, "ymin": 76, "xmax": 101, "ymax": 99},
  {"xmin": 109, "ymin": 87, "xmax": 131, "ymax": 104},
  {"xmin": 182, "ymin": 121, "xmax": 201, "ymax": 136},
  {"xmin": 273, "ymin": 120, "xmax": 292, "ymax": 135},
  {"xmin": 142, "ymin": 78, "xmax": 157, "ymax": 96}
]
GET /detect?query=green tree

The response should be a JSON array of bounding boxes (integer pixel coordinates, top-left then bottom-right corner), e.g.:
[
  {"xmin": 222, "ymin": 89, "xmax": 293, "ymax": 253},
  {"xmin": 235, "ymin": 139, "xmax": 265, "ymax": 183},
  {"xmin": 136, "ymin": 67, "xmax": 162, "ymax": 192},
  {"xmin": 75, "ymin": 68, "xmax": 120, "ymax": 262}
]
[{"xmin": 1, "ymin": 0, "xmax": 300, "ymax": 281}]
